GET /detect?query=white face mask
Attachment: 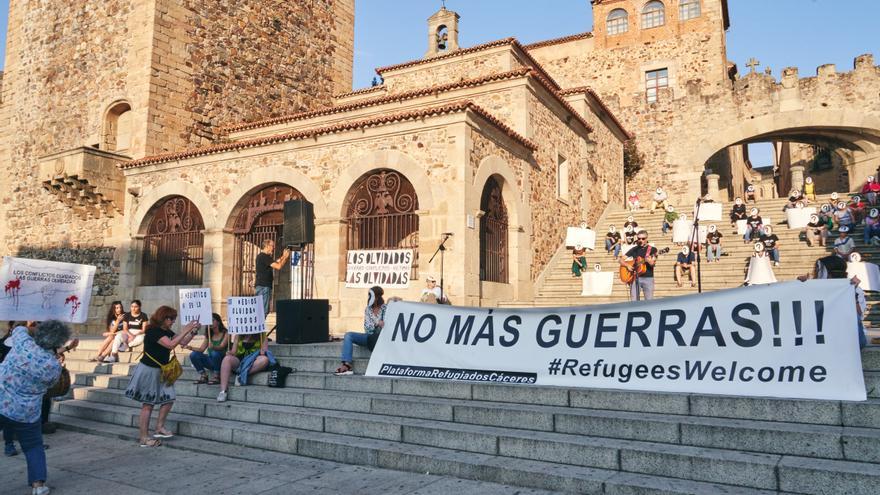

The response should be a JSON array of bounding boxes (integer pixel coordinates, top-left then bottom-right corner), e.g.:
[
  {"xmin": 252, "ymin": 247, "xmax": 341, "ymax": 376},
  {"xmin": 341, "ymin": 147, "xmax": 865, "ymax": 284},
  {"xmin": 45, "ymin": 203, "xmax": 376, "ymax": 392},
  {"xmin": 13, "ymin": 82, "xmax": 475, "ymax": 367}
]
[{"xmin": 735, "ymin": 198, "xmax": 743, "ymax": 205}]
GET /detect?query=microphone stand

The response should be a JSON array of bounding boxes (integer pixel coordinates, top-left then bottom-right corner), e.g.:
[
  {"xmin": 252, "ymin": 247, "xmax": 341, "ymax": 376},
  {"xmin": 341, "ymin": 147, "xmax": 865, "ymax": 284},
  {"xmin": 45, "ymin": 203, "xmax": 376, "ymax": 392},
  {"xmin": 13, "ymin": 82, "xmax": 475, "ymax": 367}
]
[
  {"xmin": 690, "ymin": 199, "xmax": 704, "ymax": 293},
  {"xmin": 428, "ymin": 234, "xmax": 453, "ymax": 302}
]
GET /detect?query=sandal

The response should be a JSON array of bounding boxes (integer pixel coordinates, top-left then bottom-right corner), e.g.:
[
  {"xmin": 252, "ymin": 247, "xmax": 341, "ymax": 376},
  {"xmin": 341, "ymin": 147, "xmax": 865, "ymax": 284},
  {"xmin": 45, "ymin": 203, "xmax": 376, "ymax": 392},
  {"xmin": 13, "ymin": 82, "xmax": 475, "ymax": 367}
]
[
  {"xmin": 139, "ymin": 438, "xmax": 161, "ymax": 447},
  {"xmin": 153, "ymin": 429, "xmax": 174, "ymax": 439},
  {"xmin": 334, "ymin": 363, "xmax": 353, "ymax": 376},
  {"xmin": 194, "ymin": 374, "xmax": 208, "ymax": 384},
  {"xmin": 207, "ymin": 377, "xmax": 220, "ymax": 385}
]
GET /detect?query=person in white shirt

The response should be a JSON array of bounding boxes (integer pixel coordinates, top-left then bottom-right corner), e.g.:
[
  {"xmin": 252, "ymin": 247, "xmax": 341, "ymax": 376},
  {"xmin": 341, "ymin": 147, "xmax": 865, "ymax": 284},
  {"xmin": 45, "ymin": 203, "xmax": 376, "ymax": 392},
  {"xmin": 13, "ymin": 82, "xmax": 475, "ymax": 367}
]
[
  {"xmin": 419, "ymin": 276, "xmax": 444, "ymax": 303},
  {"xmin": 833, "ymin": 226, "xmax": 856, "ymax": 258},
  {"xmin": 649, "ymin": 187, "xmax": 668, "ymax": 213}
]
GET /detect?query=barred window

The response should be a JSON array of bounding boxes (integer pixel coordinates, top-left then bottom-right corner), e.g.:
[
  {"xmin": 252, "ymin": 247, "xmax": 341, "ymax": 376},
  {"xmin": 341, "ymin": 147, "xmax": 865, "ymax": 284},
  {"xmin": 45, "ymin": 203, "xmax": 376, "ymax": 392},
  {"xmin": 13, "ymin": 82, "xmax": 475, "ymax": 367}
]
[
  {"xmin": 607, "ymin": 9, "xmax": 629, "ymax": 36},
  {"xmin": 641, "ymin": 1, "xmax": 666, "ymax": 29},
  {"xmin": 141, "ymin": 196, "xmax": 205, "ymax": 286},
  {"xmin": 680, "ymin": 0, "xmax": 701, "ymax": 21},
  {"xmin": 480, "ymin": 176, "xmax": 509, "ymax": 284},
  {"xmin": 646, "ymin": 68, "xmax": 669, "ymax": 103}
]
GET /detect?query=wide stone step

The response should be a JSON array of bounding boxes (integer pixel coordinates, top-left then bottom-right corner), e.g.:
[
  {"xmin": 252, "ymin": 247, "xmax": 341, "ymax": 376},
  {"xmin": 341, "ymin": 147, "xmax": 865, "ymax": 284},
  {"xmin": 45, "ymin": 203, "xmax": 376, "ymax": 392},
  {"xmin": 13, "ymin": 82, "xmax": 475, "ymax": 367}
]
[
  {"xmin": 52, "ymin": 398, "xmax": 880, "ymax": 494},
  {"xmin": 51, "ymin": 412, "xmax": 782, "ymax": 495}
]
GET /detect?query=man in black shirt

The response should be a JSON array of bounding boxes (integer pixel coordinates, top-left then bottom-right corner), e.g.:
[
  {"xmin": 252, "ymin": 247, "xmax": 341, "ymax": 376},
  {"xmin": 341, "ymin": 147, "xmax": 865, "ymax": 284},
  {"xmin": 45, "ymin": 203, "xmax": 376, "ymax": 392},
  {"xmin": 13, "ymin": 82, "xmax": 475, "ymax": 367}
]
[
  {"xmin": 706, "ymin": 224, "xmax": 723, "ymax": 262},
  {"xmin": 605, "ymin": 226, "xmax": 622, "ymax": 257},
  {"xmin": 729, "ymin": 197, "xmax": 746, "ymax": 227},
  {"xmin": 620, "ymin": 230, "xmax": 657, "ymax": 301},
  {"xmin": 759, "ymin": 225, "xmax": 781, "ymax": 266},
  {"xmin": 255, "ymin": 239, "xmax": 291, "ymax": 317}
]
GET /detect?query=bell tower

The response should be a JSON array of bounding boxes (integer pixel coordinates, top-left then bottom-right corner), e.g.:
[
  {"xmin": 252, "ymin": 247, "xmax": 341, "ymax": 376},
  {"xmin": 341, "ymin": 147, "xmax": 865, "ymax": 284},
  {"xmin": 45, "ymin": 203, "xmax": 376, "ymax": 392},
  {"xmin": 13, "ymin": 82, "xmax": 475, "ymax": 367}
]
[{"xmin": 425, "ymin": 5, "xmax": 460, "ymax": 58}]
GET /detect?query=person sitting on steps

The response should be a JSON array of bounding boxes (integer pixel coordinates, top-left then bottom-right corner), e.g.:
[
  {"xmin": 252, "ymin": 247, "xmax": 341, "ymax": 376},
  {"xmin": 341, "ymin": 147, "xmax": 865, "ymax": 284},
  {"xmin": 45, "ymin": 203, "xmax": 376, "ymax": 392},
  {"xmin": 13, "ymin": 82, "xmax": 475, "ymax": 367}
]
[
  {"xmin": 91, "ymin": 301, "xmax": 125, "ymax": 362},
  {"xmin": 706, "ymin": 224, "xmax": 723, "ymax": 263},
  {"xmin": 649, "ymin": 187, "xmax": 668, "ymax": 213},
  {"xmin": 571, "ymin": 244, "xmax": 587, "ymax": 277},
  {"xmin": 743, "ymin": 208, "xmax": 764, "ymax": 243},
  {"xmin": 335, "ymin": 286, "xmax": 386, "ymax": 376},
  {"xmin": 605, "ymin": 226, "xmax": 621, "ymax": 258},
  {"xmin": 627, "ymin": 191, "xmax": 640, "ymax": 212},
  {"xmin": 729, "ymin": 197, "xmax": 746, "ymax": 228},
  {"xmin": 675, "ymin": 246, "xmax": 696, "ymax": 288},
  {"xmin": 216, "ymin": 330, "xmax": 274, "ymax": 402},
  {"xmin": 662, "ymin": 205, "xmax": 678, "ymax": 235},
  {"xmin": 104, "ymin": 300, "xmax": 148, "ymax": 363},
  {"xmin": 185, "ymin": 313, "xmax": 229, "ymax": 385},
  {"xmin": 804, "ymin": 213, "xmax": 827, "ymax": 247}
]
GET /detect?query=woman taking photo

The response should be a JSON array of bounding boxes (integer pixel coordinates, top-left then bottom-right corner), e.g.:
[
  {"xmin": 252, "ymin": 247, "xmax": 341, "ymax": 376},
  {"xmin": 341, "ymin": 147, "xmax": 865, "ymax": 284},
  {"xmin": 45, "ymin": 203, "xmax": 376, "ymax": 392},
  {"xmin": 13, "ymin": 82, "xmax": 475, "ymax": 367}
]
[
  {"xmin": 90, "ymin": 301, "xmax": 125, "ymax": 362},
  {"xmin": 335, "ymin": 286, "xmax": 386, "ymax": 376},
  {"xmin": 185, "ymin": 313, "xmax": 229, "ymax": 385},
  {"xmin": 0, "ymin": 320, "xmax": 71, "ymax": 495},
  {"xmin": 124, "ymin": 306, "xmax": 198, "ymax": 447}
]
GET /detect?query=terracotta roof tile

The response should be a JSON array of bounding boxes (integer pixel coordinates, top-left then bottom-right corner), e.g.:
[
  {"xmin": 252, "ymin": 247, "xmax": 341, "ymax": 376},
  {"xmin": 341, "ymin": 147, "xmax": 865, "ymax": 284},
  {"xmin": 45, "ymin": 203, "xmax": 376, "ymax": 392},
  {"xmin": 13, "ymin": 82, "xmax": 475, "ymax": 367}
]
[
  {"xmin": 523, "ymin": 32, "xmax": 593, "ymax": 50},
  {"xmin": 122, "ymin": 102, "xmax": 536, "ymax": 170},
  {"xmin": 334, "ymin": 85, "xmax": 385, "ymax": 99},
  {"xmin": 223, "ymin": 68, "xmax": 533, "ymax": 134},
  {"xmin": 559, "ymin": 86, "xmax": 632, "ymax": 140}
]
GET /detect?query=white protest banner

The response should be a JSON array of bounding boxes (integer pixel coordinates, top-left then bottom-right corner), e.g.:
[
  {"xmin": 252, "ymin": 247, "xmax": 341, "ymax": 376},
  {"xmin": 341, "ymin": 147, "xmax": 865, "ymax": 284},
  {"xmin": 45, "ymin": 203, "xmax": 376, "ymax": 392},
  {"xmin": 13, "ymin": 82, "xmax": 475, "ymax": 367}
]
[
  {"xmin": 0, "ymin": 257, "xmax": 96, "ymax": 324},
  {"xmin": 179, "ymin": 288, "xmax": 212, "ymax": 326},
  {"xmin": 367, "ymin": 280, "xmax": 866, "ymax": 401},
  {"xmin": 581, "ymin": 272, "xmax": 613, "ymax": 296},
  {"xmin": 564, "ymin": 227, "xmax": 597, "ymax": 250},
  {"xmin": 848, "ymin": 261, "xmax": 880, "ymax": 291},
  {"xmin": 345, "ymin": 249, "xmax": 413, "ymax": 289},
  {"xmin": 697, "ymin": 202, "xmax": 723, "ymax": 221},
  {"xmin": 786, "ymin": 207, "xmax": 816, "ymax": 229},
  {"xmin": 226, "ymin": 296, "xmax": 266, "ymax": 335}
]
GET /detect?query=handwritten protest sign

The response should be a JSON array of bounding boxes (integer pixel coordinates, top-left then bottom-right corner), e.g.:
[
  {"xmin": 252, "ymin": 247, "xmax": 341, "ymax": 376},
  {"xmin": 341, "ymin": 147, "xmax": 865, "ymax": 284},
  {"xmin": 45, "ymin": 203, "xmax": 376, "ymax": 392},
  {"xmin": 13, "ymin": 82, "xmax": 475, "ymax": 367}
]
[
  {"xmin": 0, "ymin": 257, "xmax": 96, "ymax": 323},
  {"xmin": 345, "ymin": 249, "xmax": 413, "ymax": 289},
  {"xmin": 227, "ymin": 296, "xmax": 265, "ymax": 335},
  {"xmin": 179, "ymin": 288, "xmax": 212, "ymax": 326}
]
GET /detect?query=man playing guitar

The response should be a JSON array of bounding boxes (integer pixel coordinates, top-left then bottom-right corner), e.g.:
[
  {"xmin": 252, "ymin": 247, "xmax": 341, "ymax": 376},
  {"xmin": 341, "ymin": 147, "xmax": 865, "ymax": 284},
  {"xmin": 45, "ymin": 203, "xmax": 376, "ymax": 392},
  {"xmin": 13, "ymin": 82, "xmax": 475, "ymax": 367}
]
[{"xmin": 619, "ymin": 230, "xmax": 658, "ymax": 301}]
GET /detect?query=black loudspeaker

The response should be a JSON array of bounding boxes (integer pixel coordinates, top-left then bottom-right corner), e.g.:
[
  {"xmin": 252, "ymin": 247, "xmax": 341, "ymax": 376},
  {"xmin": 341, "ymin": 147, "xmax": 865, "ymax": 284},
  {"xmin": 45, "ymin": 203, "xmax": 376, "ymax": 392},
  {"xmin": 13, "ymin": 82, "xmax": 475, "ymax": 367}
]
[
  {"xmin": 282, "ymin": 200, "xmax": 315, "ymax": 246},
  {"xmin": 275, "ymin": 299, "xmax": 329, "ymax": 344}
]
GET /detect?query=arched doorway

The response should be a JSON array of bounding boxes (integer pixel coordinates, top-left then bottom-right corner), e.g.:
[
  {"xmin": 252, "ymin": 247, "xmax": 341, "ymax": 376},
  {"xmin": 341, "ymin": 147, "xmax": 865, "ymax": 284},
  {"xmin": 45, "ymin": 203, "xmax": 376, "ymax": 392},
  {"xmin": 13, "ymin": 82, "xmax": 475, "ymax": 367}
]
[
  {"xmin": 343, "ymin": 169, "xmax": 420, "ymax": 278},
  {"xmin": 141, "ymin": 196, "xmax": 205, "ymax": 286},
  {"xmin": 231, "ymin": 184, "xmax": 313, "ymax": 306},
  {"xmin": 479, "ymin": 175, "xmax": 509, "ymax": 283}
]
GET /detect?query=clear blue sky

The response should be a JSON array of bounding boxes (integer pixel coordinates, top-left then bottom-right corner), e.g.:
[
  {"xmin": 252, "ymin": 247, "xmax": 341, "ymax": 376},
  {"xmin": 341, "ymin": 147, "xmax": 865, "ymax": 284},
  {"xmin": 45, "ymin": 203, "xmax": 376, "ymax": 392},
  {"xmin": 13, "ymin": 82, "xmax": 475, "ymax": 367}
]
[{"xmin": 1, "ymin": 0, "xmax": 877, "ymax": 164}]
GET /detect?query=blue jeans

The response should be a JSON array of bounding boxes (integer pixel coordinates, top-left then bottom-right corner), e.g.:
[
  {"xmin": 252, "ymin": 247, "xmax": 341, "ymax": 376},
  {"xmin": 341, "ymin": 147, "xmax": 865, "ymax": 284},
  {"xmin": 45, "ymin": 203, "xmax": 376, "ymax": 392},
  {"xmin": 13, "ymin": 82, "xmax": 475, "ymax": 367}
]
[
  {"xmin": 662, "ymin": 221, "xmax": 672, "ymax": 234},
  {"xmin": 707, "ymin": 244, "xmax": 722, "ymax": 261},
  {"xmin": 865, "ymin": 224, "xmax": 880, "ymax": 244},
  {"xmin": 744, "ymin": 225, "xmax": 764, "ymax": 241},
  {"xmin": 255, "ymin": 285, "xmax": 272, "ymax": 317},
  {"xmin": 629, "ymin": 277, "xmax": 654, "ymax": 301},
  {"xmin": 768, "ymin": 248, "xmax": 780, "ymax": 263},
  {"xmin": 341, "ymin": 332, "xmax": 370, "ymax": 363},
  {"xmin": 0, "ymin": 414, "xmax": 46, "ymax": 485},
  {"xmin": 605, "ymin": 239, "xmax": 621, "ymax": 257},
  {"xmin": 190, "ymin": 350, "xmax": 224, "ymax": 374},
  {"xmin": 858, "ymin": 320, "xmax": 867, "ymax": 349},
  {"xmin": 3, "ymin": 423, "xmax": 14, "ymax": 448}
]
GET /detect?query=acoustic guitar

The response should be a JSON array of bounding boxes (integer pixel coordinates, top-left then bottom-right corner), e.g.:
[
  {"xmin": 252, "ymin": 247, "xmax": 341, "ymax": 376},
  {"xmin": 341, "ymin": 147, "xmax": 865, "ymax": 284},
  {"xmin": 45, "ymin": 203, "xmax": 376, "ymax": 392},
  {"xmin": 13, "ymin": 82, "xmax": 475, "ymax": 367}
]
[{"xmin": 619, "ymin": 247, "xmax": 671, "ymax": 284}]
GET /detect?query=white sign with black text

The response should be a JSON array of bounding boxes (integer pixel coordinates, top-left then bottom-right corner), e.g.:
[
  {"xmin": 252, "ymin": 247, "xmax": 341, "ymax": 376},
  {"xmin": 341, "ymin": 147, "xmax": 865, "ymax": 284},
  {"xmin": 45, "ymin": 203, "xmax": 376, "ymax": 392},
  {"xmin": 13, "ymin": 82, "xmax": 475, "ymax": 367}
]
[
  {"xmin": 179, "ymin": 288, "xmax": 212, "ymax": 326},
  {"xmin": 345, "ymin": 249, "xmax": 414, "ymax": 289},
  {"xmin": 0, "ymin": 257, "xmax": 96, "ymax": 324},
  {"xmin": 366, "ymin": 280, "xmax": 866, "ymax": 401},
  {"xmin": 227, "ymin": 296, "xmax": 266, "ymax": 335}
]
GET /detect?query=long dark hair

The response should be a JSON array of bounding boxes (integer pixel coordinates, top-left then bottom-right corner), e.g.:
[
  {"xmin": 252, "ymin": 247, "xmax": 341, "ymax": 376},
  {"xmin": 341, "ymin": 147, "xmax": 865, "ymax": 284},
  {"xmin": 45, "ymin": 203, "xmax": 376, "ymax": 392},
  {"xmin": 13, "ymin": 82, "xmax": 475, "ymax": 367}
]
[
  {"xmin": 209, "ymin": 313, "xmax": 227, "ymax": 337},
  {"xmin": 368, "ymin": 286, "xmax": 385, "ymax": 308},
  {"xmin": 105, "ymin": 300, "xmax": 124, "ymax": 326}
]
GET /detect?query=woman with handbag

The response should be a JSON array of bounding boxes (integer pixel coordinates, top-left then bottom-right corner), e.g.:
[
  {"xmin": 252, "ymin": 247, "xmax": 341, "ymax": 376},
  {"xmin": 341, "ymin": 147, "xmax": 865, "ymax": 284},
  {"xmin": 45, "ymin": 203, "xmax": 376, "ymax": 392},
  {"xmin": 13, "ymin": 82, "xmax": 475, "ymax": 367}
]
[
  {"xmin": 0, "ymin": 320, "xmax": 71, "ymax": 495},
  {"xmin": 124, "ymin": 306, "xmax": 198, "ymax": 447}
]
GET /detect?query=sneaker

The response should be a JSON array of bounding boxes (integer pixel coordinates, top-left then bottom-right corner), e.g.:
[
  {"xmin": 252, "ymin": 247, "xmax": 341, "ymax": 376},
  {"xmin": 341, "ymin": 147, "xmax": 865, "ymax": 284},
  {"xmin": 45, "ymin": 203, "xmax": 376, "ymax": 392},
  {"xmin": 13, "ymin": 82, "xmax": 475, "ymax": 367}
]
[
  {"xmin": 774, "ymin": 261, "xmax": 780, "ymax": 267},
  {"xmin": 4, "ymin": 443, "xmax": 17, "ymax": 456},
  {"xmin": 103, "ymin": 355, "xmax": 117, "ymax": 363},
  {"xmin": 216, "ymin": 391, "xmax": 227, "ymax": 402},
  {"xmin": 32, "ymin": 486, "xmax": 50, "ymax": 495}
]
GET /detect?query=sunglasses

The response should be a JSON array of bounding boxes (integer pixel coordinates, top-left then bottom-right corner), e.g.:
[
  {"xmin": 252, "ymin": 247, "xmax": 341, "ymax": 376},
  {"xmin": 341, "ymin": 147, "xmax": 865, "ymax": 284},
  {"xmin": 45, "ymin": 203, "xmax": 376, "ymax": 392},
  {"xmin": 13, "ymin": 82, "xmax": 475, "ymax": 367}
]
[
  {"xmin": 637, "ymin": 237, "xmax": 647, "ymax": 241},
  {"xmin": 165, "ymin": 316, "xmax": 177, "ymax": 322}
]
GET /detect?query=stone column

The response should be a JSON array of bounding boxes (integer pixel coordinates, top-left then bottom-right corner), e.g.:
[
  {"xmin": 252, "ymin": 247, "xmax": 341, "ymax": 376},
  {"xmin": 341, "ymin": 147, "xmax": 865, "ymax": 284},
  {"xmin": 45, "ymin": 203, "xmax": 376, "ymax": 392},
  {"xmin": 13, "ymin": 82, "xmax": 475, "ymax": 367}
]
[
  {"xmin": 790, "ymin": 165, "xmax": 805, "ymax": 194},
  {"xmin": 706, "ymin": 174, "xmax": 720, "ymax": 201}
]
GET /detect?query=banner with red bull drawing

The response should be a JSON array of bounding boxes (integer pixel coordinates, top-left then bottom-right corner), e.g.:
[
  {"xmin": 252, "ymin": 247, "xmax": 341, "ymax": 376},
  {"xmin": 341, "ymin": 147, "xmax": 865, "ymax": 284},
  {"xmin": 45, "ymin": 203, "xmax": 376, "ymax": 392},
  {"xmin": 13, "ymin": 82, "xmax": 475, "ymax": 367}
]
[
  {"xmin": 0, "ymin": 257, "xmax": 96, "ymax": 324},
  {"xmin": 366, "ymin": 280, "xmax": 867, "ymax": 401}
]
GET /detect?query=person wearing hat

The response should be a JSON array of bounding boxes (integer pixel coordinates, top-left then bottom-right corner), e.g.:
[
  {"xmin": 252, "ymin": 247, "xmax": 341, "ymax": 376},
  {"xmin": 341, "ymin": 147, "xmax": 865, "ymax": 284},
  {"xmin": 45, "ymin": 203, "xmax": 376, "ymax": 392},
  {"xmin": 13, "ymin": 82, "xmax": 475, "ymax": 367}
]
[
  {"xmin": 743, "ymin": 208, "xmax": 764, "ymax": 243},
  {"xmin": 571, "ymin": 244, "xmax": 588, "ymax": 277},
  {"xmin": 675, "ymin": 246, "xmax": 696, "ymax": 288},
  {"xmin": 804, "ymin": 213, "xmax": 827, "ymax": 247},
  {"xmin": 649, "ymin": 187, "xmax": 668, "ymax": 214},
  {"xmin": 834, "ymin": 226, "xmax": 856, "ymax": 258},
  {"xmin": 627, "ymin": 191, "xmax": 641, "ymax": 212},
  {"xmin": 705, "ymin": 224, "xmax": 723, "ymax": 262},
  {"xmin": 661, "ymin": 205, "xmax": 678, "ymax": 235},
  {"xmin": 419, "ymin": 276, "xmax": 442, "ymax": 303},
  {"xmin": 804, "ymin": 177, "xmax": 816, "ymax": 201},
  {"xmin": 865, "ymin": 208, "xmax": 880, "ymax": 245},
  {"xmin": 605, "ymin": 226, "xmax": 622, "ymax": 258},
  {"xmin": 729, "ymin": 197, "xmax": 746, "ymax": 228},
  {"xmin": 833, "ymin": 200, "xmax": 855, "ymax": 231},
  {"xmin": 759, "ymin": 225, "xmax": 781, "ymax": 267}
]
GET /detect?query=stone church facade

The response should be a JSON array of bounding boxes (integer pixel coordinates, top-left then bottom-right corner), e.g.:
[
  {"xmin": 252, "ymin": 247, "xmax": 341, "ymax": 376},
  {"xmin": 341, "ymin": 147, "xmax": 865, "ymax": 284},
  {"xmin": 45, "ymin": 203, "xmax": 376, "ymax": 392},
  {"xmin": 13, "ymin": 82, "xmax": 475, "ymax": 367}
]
[{"xmin": 1, "ymin": 0, "xmax": 878, "ymax": 334}]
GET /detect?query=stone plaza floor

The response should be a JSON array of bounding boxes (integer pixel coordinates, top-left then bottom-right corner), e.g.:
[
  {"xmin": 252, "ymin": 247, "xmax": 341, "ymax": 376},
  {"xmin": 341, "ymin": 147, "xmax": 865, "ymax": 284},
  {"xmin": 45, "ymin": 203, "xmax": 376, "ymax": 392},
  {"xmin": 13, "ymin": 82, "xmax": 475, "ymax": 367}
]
[{"xmin": 1, "ymin": 429, "xmax": 558, "ymax": 494}]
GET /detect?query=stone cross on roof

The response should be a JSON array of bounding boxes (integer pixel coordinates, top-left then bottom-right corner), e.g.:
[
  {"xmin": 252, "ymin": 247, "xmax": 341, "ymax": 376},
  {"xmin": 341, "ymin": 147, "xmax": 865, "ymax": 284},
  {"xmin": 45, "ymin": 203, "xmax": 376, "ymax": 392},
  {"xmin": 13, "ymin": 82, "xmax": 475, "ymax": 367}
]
[{"xmin": 746, "ymin": 58, "xmax": 760, "ymax": 74}]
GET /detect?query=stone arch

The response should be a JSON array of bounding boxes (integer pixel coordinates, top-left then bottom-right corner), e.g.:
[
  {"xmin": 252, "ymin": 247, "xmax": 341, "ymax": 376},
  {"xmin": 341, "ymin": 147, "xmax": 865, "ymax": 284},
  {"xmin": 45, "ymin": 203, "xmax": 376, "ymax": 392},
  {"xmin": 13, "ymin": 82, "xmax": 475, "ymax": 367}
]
[
  {"xmin": 217, "ymin": 165, "xmax": 326, "ymax": 229},
  {"xmin": 132, "ymin": 180, "xmax": 216, "ymax": 236},
  {"xmin": 102, "ymin": 99, "xmax": 133, "ymax": 152},
  {"xmin": 472, "ymin": 155, "xmax": 526, "ymax": 229},
  {"xmin": 328, "ymin": 150, "xmax": 435, "ymax": 217}
]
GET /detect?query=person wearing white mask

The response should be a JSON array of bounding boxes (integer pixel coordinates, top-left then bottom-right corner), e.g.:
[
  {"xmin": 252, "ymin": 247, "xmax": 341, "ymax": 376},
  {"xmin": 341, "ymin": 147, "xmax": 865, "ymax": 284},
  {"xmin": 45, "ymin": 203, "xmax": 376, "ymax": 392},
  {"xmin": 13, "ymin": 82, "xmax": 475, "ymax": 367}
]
[
  {"xmin": 729, "ymin": 197, "xmax": 746, "ymax": 228},
  {"xmin": 705, "ymin": 224, "xmax": 723, "ymax": 262},
  {"xmin": 759, "ymin": 225, "xmax": 781, "ymax": 267},
  {"xmin": 804, "ymin": 213, "xmax": 827, "ymax": 247},
  {"xmin": 649, "ymin": 187, "xmax": 668, "ymax": 213},
  {"xmin": 605, "ymin": 226, "xmax": 622, "ymax": 258},
  {"xmin": 675, "ymin": 246, "xmax": 696, "ymax": 287}
]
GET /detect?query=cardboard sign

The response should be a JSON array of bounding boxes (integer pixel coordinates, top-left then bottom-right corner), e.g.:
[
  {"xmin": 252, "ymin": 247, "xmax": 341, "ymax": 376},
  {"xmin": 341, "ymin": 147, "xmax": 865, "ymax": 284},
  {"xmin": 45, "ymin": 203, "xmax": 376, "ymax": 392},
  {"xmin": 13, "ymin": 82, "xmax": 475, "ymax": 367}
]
[
  {"xmin": 345, "ymin": 249, "xmax": 414, "ymax": 289},
  {"xmin": 179, "ymin": 288, "xmax": 212, "ymax": 326},
  {"xmin": 227, "ymin": 296, "xmax": 266, "ymax": 335}
]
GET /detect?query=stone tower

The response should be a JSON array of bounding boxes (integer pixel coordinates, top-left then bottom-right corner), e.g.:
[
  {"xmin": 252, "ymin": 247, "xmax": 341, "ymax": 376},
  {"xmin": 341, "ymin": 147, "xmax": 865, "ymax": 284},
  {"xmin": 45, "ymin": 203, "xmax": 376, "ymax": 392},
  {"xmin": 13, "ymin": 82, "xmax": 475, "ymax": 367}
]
[
  {"xmin": 0, "ymin": 0, "xmax": 355, "ymax": 287},
  {"xmin": 425, "ymin": 6, "xmax": 460, "ymax": 58}
]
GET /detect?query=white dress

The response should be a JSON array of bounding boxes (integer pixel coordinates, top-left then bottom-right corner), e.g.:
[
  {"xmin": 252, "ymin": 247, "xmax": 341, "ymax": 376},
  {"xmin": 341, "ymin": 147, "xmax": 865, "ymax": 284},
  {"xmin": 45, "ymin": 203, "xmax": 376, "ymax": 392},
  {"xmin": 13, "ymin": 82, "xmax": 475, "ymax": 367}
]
[{"xmin": 745, "ymin": 254, "xmax": 777, "ymax": 285}]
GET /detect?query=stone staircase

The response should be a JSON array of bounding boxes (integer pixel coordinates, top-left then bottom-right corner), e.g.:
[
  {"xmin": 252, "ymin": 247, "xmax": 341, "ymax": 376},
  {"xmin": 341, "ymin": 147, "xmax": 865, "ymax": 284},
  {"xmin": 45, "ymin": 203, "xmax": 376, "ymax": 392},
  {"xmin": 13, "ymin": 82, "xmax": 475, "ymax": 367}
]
[
  {"xmin": 521, "ymin": 195, "xmax": 880, "ymax": 329},
  {"xmin": 50, "ymin": 338, "xmax": 880, "ymax": 494}
]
